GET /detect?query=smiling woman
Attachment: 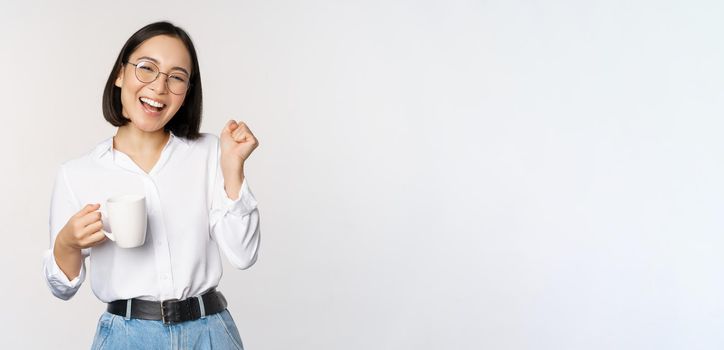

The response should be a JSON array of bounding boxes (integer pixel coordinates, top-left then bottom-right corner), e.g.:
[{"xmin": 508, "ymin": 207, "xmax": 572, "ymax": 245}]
[
  {"xmin": 102, "ymin": 24, "xmax": 203, "ymax": 140},
  {"xmin": 42, "ymin": 21, "xmax": 260, "ymax": 350},
  {"xmin": 114, "ymin": 35, "xmax": 191, "ymax": 134}
]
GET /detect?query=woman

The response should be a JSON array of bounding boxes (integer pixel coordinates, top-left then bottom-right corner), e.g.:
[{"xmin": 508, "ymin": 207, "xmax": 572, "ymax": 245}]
[{"xmin": 42, "ymin": 21, "xmax": 260, "ymax": 349}]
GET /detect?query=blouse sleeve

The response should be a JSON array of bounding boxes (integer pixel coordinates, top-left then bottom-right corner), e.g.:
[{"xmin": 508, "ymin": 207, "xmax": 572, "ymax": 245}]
[
  {"xmin": 42, "ymin": 165, "xmax": 89, "ymax": 300},
  {"xmin": 208, "ymin": 140, "xmax": 261, "ymax": 270}
]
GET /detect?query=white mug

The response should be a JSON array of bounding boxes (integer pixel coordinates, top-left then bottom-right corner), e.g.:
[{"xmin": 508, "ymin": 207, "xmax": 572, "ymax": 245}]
[{"xmin": 101, "ymin": 194, "xmax": 147, "ymax": 248}]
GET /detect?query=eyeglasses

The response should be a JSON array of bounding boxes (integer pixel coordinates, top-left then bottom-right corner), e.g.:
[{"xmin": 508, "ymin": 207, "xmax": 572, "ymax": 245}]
[{"xmin": 125, "ymin": 61, "xmax": 190, "ymax": 95}]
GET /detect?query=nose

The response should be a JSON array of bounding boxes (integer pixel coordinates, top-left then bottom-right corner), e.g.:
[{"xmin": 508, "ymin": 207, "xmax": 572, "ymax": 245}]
[{"xmin": 149, "ymin": 73, "xmax": 169, "ymax": 94}]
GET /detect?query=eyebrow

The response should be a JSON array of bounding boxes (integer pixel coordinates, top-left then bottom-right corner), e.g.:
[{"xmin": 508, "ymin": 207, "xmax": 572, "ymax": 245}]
[{"xmin": 136, "ymin": 56, "xmax": 190, "ymax": 76}]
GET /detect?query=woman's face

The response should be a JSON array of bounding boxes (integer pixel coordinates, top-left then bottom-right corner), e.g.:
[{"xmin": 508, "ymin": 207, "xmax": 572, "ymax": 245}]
[{"xmin": 115, "ymin": 35, "xmax": 192, "ymax": 134}]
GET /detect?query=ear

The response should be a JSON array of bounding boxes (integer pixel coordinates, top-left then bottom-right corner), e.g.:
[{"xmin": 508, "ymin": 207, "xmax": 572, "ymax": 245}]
[{"xmin": 114, "ymin": 64, "xmax": 124, "ymax": 88}]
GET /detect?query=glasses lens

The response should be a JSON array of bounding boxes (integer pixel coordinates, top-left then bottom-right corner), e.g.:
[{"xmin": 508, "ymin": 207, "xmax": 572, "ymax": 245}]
[
  {"xmin": 134, "ymin": 61, "xmax": 158, "ymax": 83},
  {"xmin": 167, "ymin": 73, "xmax": 190, "ymax": 95}
]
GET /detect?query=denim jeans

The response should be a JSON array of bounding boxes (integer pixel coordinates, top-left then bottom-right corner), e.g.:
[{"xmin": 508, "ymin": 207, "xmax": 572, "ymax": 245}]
[{"xmin": 90, "ymin": 309, "xmax": 245, "ymax": 350}]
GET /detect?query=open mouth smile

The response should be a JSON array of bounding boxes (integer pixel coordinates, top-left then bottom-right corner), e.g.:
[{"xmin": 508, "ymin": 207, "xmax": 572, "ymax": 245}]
[{"xmin": 139, "ymin": 97, "xmax": 167, "ymax": 115}]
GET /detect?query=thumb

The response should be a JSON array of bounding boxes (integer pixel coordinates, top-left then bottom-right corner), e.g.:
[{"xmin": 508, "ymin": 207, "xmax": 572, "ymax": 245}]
[{"xmin": 223, "ymin": 120, "xmax": 239, "ymax": 135}]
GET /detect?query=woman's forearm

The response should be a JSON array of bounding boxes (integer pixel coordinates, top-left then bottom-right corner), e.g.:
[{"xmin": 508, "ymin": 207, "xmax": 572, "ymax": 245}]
[
  {"xmin": 222, "ymin": 165, "xmax": 245, "ymax": 200},
  {"xmin": 53, "ymin": 237, "xmax": 83, "ymax": 280}
]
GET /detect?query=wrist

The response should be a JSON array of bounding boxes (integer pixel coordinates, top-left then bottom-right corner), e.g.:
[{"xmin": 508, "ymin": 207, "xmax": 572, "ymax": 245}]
[
  {"xmin": 54, "ymin": 229, "xmax": 79, "ymax": 252},
  {"xmin": 54, "ymin": 236, "xmax": 81, "ymax": 259},
  {"xmin": 220, "ymin": 156, "xmax": 244, "ymax": 172},
  {"xmin": 221, "ymin": 162, "xmax": 244, "ymax": 179}
]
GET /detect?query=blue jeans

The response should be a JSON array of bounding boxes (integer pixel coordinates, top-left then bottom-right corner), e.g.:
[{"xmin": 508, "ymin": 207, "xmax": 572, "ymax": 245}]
[{"xmin": 91, "ymin": 310, "xmax": 245, "ymax": 350}]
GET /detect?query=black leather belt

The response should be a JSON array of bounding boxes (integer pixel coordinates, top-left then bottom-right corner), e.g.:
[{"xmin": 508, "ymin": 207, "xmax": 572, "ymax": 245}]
[{"xmin": 107, "ymin": 289, "xmax": 227, "ymax": 324}]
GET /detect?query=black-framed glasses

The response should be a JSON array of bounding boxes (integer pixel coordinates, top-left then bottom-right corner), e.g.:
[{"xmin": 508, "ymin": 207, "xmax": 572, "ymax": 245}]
[{"xmin": 125, "ymin": 61, "xmax": 190, "ymax": 95}]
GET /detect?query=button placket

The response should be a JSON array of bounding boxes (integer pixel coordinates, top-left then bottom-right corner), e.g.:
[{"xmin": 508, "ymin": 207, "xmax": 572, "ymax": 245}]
[{"xmin": 143, "ymin": 175, "xmax": 175, "ymax": 299}]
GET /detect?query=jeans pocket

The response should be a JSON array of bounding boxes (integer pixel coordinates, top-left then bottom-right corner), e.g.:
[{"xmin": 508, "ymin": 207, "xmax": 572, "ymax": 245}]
[
  {"xmin": 90, "ymin": 312, "xmax": 116, "ymax": 350},
  {"xmin": 216, "ymin": 310, "xmax": 244, "ymax": 350}
]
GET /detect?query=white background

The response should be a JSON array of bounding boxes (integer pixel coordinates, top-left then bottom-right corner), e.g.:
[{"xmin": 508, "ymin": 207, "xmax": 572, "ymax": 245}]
[{"xmin": 1, "ymin": 0, "xmax": 723, "ymax": 349}]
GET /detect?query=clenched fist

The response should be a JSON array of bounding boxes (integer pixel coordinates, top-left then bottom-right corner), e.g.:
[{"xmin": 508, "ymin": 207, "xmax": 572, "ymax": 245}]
[
  {"xmin": 218, "ymin": 120, "xmax": 259, "ymax": 200},
  {"xmin": 220, "ymin": 120, "xmax": 259, "ymax": 172}
]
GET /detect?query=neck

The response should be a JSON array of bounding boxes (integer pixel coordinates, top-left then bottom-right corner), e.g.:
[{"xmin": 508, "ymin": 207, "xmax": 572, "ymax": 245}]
[{"xmin": 114, "ymin": 125, "xmax": 170, "ymax": 156}]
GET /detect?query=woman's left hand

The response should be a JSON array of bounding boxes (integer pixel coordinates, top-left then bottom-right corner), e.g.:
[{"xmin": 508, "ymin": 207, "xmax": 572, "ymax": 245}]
[{"xmin": 220, "ymin": 120, "xmax": 259, "ymax": 172}]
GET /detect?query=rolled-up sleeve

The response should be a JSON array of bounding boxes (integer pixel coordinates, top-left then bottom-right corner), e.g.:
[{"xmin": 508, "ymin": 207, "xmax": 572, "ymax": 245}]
[
  {"xmin": 208, "ymin": 143, "xmax": 261, "ymax": 270},
  {"xmin": 42, "ymin": 249, "xmax": 86, "ymax": 300},
  {"xmin": 42, "ymin": 165, "xmax": 88, "ymax": 300}
]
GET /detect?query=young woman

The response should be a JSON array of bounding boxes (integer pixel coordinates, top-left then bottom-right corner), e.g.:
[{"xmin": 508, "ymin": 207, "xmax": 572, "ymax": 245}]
[{"xmin": 42, "ymin": 21, "xmax": 260, "ymax": 349}]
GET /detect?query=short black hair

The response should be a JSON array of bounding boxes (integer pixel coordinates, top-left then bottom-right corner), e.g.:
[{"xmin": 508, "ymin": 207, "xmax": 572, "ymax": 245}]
[{"xmin": 102, "ymin": 21, "xmax": 202, "ymax": 140}]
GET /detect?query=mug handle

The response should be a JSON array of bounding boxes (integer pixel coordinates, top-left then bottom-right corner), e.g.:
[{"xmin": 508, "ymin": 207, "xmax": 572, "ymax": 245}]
[{"xmin": 99, "ymin": 209, "xmax": 115, "ymax": 242}]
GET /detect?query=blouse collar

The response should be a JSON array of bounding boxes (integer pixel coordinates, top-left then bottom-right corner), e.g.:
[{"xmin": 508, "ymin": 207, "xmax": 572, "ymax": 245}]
[{"xmin": 93, "ymin": 131, "xmax": 188, "ymax": 159}]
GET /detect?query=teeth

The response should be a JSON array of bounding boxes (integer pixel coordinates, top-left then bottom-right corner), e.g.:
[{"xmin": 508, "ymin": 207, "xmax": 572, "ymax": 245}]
[{"xmin": 140, "ymin": 97, "xmax": 165, "ymax": 108}]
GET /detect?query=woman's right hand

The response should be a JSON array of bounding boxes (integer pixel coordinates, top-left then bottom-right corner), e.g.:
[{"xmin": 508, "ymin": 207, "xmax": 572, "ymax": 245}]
[
  {"xmin": 53, "ymin": 204, "xmax": 107, "ymax": 280},
  {"xmin": 56, "ymin": 203, "xmax": 107, "ymax": 251}
]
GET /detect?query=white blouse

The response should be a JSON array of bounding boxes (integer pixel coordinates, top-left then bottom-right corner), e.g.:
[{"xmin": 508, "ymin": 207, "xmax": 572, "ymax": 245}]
[{"xmin": 42, "ymin": 132, "xmax": 261, "ymax": 302}]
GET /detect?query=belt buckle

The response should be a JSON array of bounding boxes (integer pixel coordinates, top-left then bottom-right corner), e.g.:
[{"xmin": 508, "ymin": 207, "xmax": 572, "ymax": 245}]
[{"xmin": 161, "ymin": 299, "xmax": 180, "ymax": 325}]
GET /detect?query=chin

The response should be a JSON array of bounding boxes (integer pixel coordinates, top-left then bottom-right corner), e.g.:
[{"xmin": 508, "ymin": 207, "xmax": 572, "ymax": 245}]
[{"xmin": 130, "ymin": 119, "xmax": 167, "ymax": 133}]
